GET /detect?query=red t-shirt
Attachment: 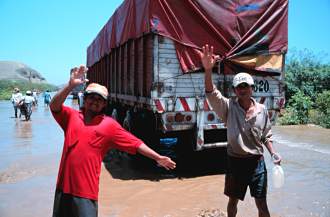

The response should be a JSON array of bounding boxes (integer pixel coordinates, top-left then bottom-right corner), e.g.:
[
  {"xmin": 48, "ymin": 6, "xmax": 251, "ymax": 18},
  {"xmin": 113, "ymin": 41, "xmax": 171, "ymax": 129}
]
[{"xmin": 52, "ymin": 105, "xmax": 143, "ymax": 200}]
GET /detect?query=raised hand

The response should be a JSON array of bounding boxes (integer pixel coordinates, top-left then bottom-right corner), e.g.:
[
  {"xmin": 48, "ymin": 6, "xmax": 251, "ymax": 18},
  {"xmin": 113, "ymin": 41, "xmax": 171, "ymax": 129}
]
[
  {"xmin": 201, "ymin": 44, "xmax": 219, "ymax": 71},
  {"xmin": 69, "ymin": 65, "xmax": 89, "ymax": 87}
]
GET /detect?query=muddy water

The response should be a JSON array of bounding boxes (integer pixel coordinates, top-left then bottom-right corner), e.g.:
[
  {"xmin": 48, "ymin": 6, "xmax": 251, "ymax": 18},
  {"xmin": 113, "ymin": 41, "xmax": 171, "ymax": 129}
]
[{"xmin": 0, "ymin": 97, "xmax": 329, "ymax": 217}]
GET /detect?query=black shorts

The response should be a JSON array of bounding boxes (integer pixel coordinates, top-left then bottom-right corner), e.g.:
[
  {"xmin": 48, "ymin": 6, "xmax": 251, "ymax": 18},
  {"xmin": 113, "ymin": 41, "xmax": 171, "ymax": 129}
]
[
  {"xmin": 52, "ymin": 189, "xmax": 98, "ymax": 217},
  {"xmin": 224, "ymin": 155, "xmax": 267, "ymax": 201}
]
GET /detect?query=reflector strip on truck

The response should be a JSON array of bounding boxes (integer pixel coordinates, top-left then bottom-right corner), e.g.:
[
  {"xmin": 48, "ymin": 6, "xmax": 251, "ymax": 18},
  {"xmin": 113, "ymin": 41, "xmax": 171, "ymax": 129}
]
[
  {"xmin": 179, "ymin": 97, "xmax": 191, "ymax": 111},
  {"xmin": 204, "ymin": 99, "xmax": 210, "ymax": 111},
  {"xmin": 154, "ymin": 99, "xmax": 165, "ymax": 113}
]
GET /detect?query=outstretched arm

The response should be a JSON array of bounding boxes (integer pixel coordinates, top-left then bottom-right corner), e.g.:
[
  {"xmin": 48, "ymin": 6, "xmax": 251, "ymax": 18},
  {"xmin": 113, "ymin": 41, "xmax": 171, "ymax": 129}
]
[
  {"xmin": 137, "ymin": 143, "xmax": 176, "ymax": 170},
  {"xmin": 50, "ymin": 66, "xmax": 88, "ymax": 112},
  {"xmin": 200, "ymin": 45, "xmax": 229, "ymax": 121}
]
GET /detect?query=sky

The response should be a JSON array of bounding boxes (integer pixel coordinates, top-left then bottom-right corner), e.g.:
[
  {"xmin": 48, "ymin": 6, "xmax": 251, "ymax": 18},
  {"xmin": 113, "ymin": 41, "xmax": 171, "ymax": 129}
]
[{"xmin": 0, "ymin": 0, "xmax": 329, "ymax": 85}]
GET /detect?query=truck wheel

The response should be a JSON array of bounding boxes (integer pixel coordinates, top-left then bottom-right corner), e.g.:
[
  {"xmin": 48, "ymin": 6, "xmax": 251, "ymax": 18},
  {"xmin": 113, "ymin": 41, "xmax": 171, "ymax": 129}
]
[
  {"xmin": 123, "ymin": 110, "xmax": 132, "ymax": 132},
  {"xmin": 111, "ymin": 108, "xmax": 119, "ymax": 122}
]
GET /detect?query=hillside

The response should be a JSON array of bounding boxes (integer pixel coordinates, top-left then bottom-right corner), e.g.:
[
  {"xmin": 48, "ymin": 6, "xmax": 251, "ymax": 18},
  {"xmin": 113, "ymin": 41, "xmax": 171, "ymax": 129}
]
[
  {"xmin": 0, "ymin": 61, "xmax": 47, "ymax": 83},
  {"xmin": 0, "ymin": 61, "xmax": 58, "ymax": 100}
]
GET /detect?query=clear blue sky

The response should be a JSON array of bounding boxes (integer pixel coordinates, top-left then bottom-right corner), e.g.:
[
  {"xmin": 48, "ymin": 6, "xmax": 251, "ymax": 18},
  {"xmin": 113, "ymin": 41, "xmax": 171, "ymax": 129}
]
[{"xmin": 0, "ymin": 0, "xmax": 329, "ymax": 85}]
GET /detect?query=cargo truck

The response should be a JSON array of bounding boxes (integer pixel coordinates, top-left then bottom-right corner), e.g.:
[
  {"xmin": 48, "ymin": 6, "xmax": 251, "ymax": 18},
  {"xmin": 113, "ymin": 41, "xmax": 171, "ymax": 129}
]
[{"xmin": 86, "ymin": 0, "xmax": 288, "ymax": 152}]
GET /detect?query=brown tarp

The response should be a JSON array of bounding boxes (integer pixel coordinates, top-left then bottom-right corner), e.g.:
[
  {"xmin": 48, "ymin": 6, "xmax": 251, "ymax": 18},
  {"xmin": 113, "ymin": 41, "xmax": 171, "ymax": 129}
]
[{"xmin": 87, "ymin": 0, "xmax": 288, "ymax": 75}]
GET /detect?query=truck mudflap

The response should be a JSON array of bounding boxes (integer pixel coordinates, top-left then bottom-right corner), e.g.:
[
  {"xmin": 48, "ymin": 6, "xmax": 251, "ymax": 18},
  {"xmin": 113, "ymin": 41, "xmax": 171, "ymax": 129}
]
[
  {"xmin": 195, "ymin": 109, "xmax": 227, "ymax": 151},
  {"xmin": 155, "ymin": 97, "xmax": 227, "ymax": 150}
]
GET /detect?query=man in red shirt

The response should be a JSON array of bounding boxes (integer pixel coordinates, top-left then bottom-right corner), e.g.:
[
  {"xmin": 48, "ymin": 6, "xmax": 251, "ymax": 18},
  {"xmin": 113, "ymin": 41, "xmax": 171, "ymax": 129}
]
[{"xmin": 50, "ymin": 65, "xmax": 176, "ymax": 217}]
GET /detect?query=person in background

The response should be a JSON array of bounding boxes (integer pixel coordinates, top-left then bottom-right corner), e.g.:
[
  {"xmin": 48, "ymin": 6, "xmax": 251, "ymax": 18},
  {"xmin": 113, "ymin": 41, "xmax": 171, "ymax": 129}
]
[
  {"xmin": 44, "ymin": 90, "xmax": 52, "ymax": 107},
  {"xmin": 50, "ymin": 65, "xmax": 176, "ymax": 217},
  {"xmin": 19, "ymin": 90, "xmax": 35, "ymax": 120},
  {"xmin": 10, "ymin": 87, "xmax": 23, "ymax": 118},
  {"xmin": 201, "ymin": 45, "xmax": 282, "ymax": 217},
  {"xmin": 77, "ymin": 90, "xmax": 84, "ymax": 110},
  {"xmin": 32, "ymin": 89, "xmax": 38, "ymax": 106}
]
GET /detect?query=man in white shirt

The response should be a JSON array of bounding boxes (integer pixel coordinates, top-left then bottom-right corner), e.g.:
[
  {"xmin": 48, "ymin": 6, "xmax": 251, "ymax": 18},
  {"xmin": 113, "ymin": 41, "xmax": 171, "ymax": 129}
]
[
  {"xmin": 19, "ymin": 90, "xmax": 35, "ymax": 120},
  {"xmin": 32, "ymin": 90, "xmax": 38, "ymax": 106},
  {"xmin": 10, "ymin": 88, "xmax": 23, "ymax": 118},
  {"xmin": 201, "ymin": 44, "xmax": 282, "ymax": 217}
]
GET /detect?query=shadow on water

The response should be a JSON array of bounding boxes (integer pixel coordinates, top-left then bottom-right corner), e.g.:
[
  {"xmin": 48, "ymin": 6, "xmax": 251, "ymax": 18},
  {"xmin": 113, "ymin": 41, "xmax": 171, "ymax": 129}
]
[
  {"xmin": 103, "ymin": 126, "xmax": 228, "ymax": 181},
  {"xmin": 103, "ymin": 145, "xmax": 228, "ymax": 181}
]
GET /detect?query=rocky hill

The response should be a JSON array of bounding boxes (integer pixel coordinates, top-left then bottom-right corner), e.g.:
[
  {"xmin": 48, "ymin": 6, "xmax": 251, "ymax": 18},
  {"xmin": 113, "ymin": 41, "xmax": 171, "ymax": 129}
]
[{"xmin": 0, "ymin": 61, "xmax": 47, "ymax": 83}]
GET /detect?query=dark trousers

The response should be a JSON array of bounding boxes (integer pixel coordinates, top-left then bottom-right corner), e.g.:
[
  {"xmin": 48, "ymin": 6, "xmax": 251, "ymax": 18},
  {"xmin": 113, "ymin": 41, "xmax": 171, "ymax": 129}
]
[
  {"xmin": 52, "ymin": 189, "xmax": 98, "ymax": 217},
  {"xmin": 224, "ymin": 155, "xmax": 267, "ymax": 200},
  {"xmin": 13, "ymin": 105, "xmax": 18, "ymax": 117}
]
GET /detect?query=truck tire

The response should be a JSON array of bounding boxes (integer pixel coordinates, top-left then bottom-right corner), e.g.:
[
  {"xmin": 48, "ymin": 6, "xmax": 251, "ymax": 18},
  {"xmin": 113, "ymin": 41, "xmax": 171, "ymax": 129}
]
[
  {"xmin": 111, "ymin": 108, "xmax": 119, "ymax": 122},
  {"xmin": 123, "ymin": 110, "xmax": 132, "ymax": 132}
]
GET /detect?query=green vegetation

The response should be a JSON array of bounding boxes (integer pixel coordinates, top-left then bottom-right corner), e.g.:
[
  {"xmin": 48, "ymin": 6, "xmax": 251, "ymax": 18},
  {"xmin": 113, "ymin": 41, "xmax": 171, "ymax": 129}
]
[
  {"xmin": 278, "ymin": 49, "xmax": 330, "ymax": 128},
  {"xmin": 0, "ymin": 79, "xmax": 57, "ymax": 100}
]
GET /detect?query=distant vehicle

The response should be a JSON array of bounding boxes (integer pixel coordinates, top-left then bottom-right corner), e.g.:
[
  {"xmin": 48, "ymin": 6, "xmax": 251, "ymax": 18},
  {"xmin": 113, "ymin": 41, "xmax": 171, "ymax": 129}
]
[{"xmin": 86, "ymin": 0, "xmax": 288, "ymax": 154}]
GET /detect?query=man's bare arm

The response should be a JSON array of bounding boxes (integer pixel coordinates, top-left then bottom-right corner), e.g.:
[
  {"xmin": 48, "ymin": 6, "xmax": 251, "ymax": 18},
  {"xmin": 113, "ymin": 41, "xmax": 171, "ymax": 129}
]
[
  {"xmin": 137, "ymin": 143, "xmax": 176, "ymax": 170},
  {"xmin": 201, "ymin": 44, "xmax": 219, "ymax": 92}
]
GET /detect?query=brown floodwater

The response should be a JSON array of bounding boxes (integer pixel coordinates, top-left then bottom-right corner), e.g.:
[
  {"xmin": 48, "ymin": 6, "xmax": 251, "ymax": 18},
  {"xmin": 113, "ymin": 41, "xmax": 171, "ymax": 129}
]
[{"xmin": 0, "ymin": 97, "xmax": 329, "ymax": 217}]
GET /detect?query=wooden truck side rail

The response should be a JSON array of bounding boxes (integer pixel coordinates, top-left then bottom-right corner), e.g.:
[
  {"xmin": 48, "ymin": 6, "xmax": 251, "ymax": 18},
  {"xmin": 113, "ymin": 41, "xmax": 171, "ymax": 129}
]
[{"xmin": 87, "ymin": 33, "xmax": 285, "ymax": 151}]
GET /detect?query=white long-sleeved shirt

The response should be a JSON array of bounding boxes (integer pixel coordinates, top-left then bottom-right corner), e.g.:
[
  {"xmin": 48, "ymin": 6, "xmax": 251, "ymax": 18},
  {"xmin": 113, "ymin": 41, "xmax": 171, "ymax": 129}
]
[
  {"xmin": 11, "ymin": 92, "xmax": 23, "ymax": 106},
  {"xmin": 22, "ymin": 95, "xmax": 35, "ymax": 104},
  {"xmin": 206, "ymin": 88, "xmax": 272, "ymax": 158}
]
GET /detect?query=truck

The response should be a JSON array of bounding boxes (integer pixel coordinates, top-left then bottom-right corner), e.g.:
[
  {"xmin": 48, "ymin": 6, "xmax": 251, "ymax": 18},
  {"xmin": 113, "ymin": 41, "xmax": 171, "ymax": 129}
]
[{"xmin": 86, "ymin": 0, "xmax": 287, "ymax": 154}]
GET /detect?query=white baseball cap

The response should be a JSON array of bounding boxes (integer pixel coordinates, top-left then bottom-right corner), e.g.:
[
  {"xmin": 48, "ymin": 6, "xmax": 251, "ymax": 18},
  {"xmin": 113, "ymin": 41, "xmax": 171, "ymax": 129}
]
[{"xmin": 232, "ymin": 72, "xmax": 254, "ymax": 87}]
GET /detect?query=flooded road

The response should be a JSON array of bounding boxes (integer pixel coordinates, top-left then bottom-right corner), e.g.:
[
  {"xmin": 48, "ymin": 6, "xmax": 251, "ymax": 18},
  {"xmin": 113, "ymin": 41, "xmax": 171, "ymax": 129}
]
[{"xmin": 0, "ymin": 97, "xmax": 329, "ymax": 217}]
